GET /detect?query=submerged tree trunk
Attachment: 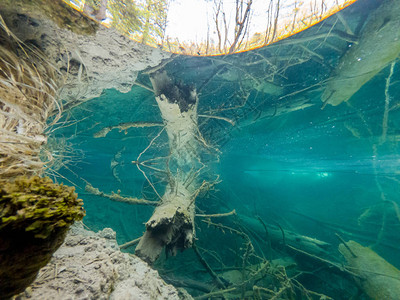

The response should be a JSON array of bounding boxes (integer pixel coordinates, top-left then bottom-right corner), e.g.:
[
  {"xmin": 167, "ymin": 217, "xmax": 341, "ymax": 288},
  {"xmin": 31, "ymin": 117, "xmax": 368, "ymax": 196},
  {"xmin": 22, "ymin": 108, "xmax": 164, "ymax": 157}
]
[
  {"xmin": 339, "ymin": 240, "xmax": 400, "ymax": 299},
  {"xmin": 135, "ymin": 71, "xmax": 202, "ymax": 264},
  {"xmin": 321, "ymin": 0, "xmax": 400, "ymax": 107}
]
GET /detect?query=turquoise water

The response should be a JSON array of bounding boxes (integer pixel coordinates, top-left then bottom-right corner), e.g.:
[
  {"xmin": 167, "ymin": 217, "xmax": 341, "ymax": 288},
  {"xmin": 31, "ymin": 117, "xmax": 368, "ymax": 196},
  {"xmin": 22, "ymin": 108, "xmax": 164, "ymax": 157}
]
[{"xmin": 52, "ymin": 0, "xmax": 400, "ymax": 298}]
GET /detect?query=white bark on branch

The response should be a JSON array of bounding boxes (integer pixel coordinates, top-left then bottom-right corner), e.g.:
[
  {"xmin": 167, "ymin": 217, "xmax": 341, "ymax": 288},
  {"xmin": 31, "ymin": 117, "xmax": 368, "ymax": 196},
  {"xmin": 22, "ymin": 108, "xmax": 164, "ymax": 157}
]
[{"xmin": 135, "ymin": 71, "xmax": 203, "ymax": 264}]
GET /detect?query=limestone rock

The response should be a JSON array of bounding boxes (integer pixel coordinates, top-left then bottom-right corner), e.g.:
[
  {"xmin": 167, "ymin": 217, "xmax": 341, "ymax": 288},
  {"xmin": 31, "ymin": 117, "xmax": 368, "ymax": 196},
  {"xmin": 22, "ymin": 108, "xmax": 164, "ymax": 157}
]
[
  {"xmin": 0, "ymin": 6, "xmax": 171, "ymax": 103},
  {"xmin": 16, "ymin": 223, "xmax": 192, "ymax": 300}
]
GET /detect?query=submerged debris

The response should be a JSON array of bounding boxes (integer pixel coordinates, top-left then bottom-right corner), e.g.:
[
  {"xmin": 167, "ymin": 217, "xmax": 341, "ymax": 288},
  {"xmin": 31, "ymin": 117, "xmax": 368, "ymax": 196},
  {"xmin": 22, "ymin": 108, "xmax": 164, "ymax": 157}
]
[
  {"xmin": 0, "ymin": 176, "xmax": 85, "ymax": 299},
  {"xmin": 85, "ymin": 182, "xmax": 158, "ymax": 206},
  {"xmin": 322, "ymin": 0, "xmax": 400, "ymax": 106},
  {"xmin": 339, "ymin": 240, "xmax": 400, "ymax": 299},
  {"xmin": 93, "ymin": 122, "xmax": 163, "ymax": 138}
]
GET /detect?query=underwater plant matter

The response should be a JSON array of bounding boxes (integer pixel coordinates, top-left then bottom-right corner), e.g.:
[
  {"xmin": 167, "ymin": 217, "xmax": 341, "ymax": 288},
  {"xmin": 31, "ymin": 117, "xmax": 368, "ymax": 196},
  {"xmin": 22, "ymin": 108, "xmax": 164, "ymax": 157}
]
[
  {"xmin": 0, "ymin": 15, "xmax": 61, "ymax": 182},
  {"xmin": 0, "ymin": 176, "xmax": 85, "ymax": 299},
  {"xmin": 0, "ymin": 176, "xmax": 85, "ymax": 238}
]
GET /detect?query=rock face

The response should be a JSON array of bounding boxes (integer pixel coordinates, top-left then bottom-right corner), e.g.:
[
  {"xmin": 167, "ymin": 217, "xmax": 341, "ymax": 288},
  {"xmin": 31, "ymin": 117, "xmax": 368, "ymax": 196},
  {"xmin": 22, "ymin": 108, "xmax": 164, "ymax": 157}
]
[
  {"xmin": 17, "ymin": 224, "xmax": 191, "ymax": 300},
  {"xmin": 53, "ymin": 24, "xmax": 171, "ymax": 102},
  {"xmin": 0, "ymin": 5, "xmax": 171, "ymax": 103}
]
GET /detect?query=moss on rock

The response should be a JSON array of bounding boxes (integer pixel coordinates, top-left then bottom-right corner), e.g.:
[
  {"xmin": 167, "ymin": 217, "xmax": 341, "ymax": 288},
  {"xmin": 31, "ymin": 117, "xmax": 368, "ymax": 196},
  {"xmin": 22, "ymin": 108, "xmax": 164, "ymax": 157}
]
[
  {"xmin": 0, "ymin": 176, "xmax": 85, "ymax": 299},
  {"xmin": 0, "ymin": 176, "xmax": 85, "ymax": 239}
]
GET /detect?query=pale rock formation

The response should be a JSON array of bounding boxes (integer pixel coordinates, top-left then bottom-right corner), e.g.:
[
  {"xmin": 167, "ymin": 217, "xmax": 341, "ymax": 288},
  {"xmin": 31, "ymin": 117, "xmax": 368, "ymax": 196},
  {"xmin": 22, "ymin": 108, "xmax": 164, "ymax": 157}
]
[
  {"xmin": 17, "ymin": 224, "xmax": 192, "ymax": 300},
  {"xmin": 0, "ymin": 6, "xmax": 171, "ymax": 103}
]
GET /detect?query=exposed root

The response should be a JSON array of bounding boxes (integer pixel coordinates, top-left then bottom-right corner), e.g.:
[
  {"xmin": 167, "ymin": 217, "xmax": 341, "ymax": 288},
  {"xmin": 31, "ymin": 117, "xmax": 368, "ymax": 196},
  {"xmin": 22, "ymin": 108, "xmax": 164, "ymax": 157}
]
[{"xmin": 0, "ymin": 16, "xmax": 62, "ymax": 182}]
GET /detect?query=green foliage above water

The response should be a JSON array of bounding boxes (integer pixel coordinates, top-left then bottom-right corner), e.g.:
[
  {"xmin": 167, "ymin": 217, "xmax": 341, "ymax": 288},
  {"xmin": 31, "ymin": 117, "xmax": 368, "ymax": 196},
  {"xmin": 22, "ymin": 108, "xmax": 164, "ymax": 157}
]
[
  {"xmin": 80, "ymin": 0, "xmax": 169, "ymax": 45},
  {"xmin": 0, "ymin": 176, "xmax": 85, "ymax": 239}
]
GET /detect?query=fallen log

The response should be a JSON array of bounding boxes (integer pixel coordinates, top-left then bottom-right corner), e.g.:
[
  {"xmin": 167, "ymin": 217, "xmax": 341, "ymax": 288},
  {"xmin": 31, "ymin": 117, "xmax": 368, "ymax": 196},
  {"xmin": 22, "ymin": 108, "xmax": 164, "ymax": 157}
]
[
  {"xmin": 238, "ymin": 214, "xmax": 332, "ymax": 257},
  {"xmin": 339, "ymin": 240, "xmax": 400, "ymax": 299},
  {"xmin": 321, "ymin": 0, "xmax": 400, "ymax": 107},
  {"xmin": 135, "ymin": 70, "xmax": 203, "ymax": 264}
]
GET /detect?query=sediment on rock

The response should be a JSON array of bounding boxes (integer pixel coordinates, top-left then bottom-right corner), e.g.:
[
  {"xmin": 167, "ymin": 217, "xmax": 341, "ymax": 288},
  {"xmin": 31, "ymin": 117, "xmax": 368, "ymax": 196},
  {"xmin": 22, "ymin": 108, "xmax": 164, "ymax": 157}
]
[
  {"xmin": 0, "ymin": 4, "xmax": 171, "ymax": 104},
  {"xmin": 16, "ymin": 223, "xmax": 192, "ymax": 300}
]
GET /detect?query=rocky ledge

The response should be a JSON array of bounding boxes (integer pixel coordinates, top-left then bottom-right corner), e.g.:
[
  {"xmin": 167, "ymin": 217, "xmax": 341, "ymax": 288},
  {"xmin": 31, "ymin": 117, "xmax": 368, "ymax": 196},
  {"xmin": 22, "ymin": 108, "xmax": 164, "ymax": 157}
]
[
  {"xmin": 0, "ymin": 1, "xmax": 171, "ymax": 103},
  {"xmin": 15, "ymin": 224, "xmax": 192, "ymax": 300}
]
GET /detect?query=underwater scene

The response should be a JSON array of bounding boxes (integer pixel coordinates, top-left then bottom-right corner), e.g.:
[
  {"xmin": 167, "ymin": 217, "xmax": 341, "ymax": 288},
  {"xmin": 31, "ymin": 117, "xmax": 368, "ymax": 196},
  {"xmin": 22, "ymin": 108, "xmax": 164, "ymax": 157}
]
[{"xmin": 1, "ymin": 0, "xmax": 400, "ymax": 299}]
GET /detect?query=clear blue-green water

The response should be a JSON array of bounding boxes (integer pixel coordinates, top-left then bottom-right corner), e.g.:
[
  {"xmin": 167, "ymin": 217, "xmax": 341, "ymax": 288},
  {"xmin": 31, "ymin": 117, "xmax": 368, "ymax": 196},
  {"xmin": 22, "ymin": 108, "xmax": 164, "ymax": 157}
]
[{"xmin": 52, "ymin": 0, "xmax": 400, "ymax": 298}]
